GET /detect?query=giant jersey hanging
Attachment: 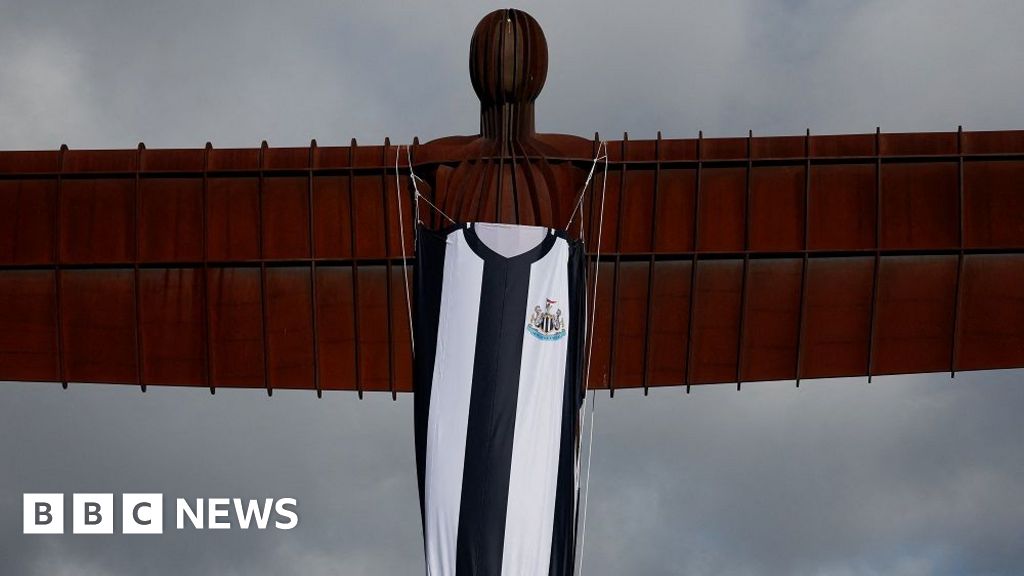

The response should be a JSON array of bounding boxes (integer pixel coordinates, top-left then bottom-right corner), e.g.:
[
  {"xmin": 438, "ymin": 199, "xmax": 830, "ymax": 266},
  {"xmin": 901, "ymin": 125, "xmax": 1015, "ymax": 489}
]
[{"xmin": 413, "ymin": 222, "xmax": 587, "ymax": 576}]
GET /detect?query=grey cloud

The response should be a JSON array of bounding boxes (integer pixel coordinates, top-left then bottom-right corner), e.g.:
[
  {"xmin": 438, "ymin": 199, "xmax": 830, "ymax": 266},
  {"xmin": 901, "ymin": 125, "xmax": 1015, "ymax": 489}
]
[{"xmin": 581, "ymin": 372, "xmax": 1024, "ymax": 575}]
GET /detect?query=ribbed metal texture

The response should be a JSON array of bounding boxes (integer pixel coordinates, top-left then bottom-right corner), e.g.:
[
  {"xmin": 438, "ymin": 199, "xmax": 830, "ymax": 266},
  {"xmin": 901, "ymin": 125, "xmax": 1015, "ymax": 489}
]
[{"xmin": 2, "ymin": 129, "xmax": 1022, "ymax": 396}]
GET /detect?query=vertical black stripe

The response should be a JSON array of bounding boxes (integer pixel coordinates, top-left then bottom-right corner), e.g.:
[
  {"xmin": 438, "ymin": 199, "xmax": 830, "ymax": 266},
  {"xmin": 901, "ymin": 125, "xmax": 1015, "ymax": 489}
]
[
  {"xmin": 413, "ymin": 225, "xmax": 447, "ymax": 536},
  {"xmin": 549, "ymin": 239, "xmax": 587, "ymax": 576},
  {"xmin": 456, "ymin": 257, "xmax": 533, "ymax": 575}
]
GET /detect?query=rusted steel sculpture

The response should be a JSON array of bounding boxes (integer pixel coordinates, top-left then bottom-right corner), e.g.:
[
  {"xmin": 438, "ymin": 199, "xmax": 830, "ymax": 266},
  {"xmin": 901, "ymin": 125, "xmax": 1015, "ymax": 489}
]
[
  {"xmin": 417, "ymin": 9, "xmax": 592, "ymax": 228},
  {"xmin": 1, "ymin": 9, "xmax": 1022, "ymax": 398}
]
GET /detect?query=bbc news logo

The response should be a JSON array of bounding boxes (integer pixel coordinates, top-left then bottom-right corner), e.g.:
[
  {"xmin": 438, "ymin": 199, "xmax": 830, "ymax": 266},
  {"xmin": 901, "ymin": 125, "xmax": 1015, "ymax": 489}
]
[{"xmin": 23, "ymin": 494, "xmax": 298, "ymax": 534}]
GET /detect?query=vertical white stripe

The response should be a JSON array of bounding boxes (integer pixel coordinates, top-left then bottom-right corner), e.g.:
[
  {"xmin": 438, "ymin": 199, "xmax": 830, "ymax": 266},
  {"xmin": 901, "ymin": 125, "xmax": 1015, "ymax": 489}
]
[
  {"xmin": 425, "ymin": 231, "xmax": 484, "ymax": 576},
  {"xmin": 502, "ymin": 240, "xmax": 570, "ymax": 576}
]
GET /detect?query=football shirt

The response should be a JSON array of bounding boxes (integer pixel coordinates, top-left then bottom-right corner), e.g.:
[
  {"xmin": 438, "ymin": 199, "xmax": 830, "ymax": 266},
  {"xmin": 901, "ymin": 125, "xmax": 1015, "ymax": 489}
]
[{"xmin": 413, "ymin": 222, "xmax": 587, "ymax": 576}]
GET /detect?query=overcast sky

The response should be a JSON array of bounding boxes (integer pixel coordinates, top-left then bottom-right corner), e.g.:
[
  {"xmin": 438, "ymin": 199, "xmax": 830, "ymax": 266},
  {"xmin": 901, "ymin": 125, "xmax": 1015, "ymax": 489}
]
[{"xmin": 2, "ymin": 1, "xmax": 1023, "ymax": 575}]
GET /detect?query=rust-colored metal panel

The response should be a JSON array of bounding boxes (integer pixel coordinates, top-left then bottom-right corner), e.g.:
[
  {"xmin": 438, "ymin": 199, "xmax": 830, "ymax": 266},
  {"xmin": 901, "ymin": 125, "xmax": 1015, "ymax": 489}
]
[
  {"xmin": 964, "ymin": 161, "xmax": 1024, "ymax": 249},
  {"xmin": 611, "ymin": 261, "xmax": 648, "ymax": 388},
  {"xmin": 140, "ymin": 148, "xmax": 205, "ymax": 172},
  {"xmin": 432, "ymin": 165, "xmax": 454, "ymax": 229},
  {"xmin": 139, "ymin": 178, "xmax": 204, "ymax": 262},
  {"xmin": 511, "ymin": 160, "xmax": 539, "ymax": 225},
  {"xmin": 587, "ymin": 168, "xmax": 622, "ymax": 255},
  {"xmin": 63, "ymin": 149, "xmax": 137, "ymax": 173},
  {"xmin": 0, "ymin": 150, "xmax": 60, "ymax": 173},
  {"xmin": 208, "ymin": 267, "xmax": 264, "ymax": 388},
  {"xmin": 353, "ymin": 175, "xmax": 389, "ymax": 259},
  {"xmin": 800, "ymin": 257, "xmax": 874, "ymax": 379},
  {"xmin": 208, "ymin": 148, "xmax": 259, "ymax": 171},
  {"xmin": 0, "ymin": 271, "xmax": 58, "ymax": 381},
  {"xmin": 352, "ymin": 145, "xmax": 382, "ymax": 167},
  {"xmin": 880, "ymin": 162, "xmax": 958, "ymax": 250},
  {"xmin": 646, "ymin": 260, "xmax": 690, "ymax": 387},
  {"xmin": 552, "ymin": 159, "xmax": 583, "ymax": 230},
  {"xmin": 390, "ymin": 264, "xmax": 414, "ymax": 393},
  {"xmin": 315, "ymin": 266, "xmax": 357, "ymax": 390},
  {"xmin": 749, "ymin": 166, "xmax": 804, "ymax": 252},
  {"xmin": 316, "ymin": 146, "xmax": 354, "ymax": 170},
  {"xmin": 265, "ymin": 267, "xmax": 315, "ymax": 390},
  {"xmin": 698, "ymin": 168, "xmax": 746, "ymax": 251},
  {"xmin": 809, "ymin": 133, "xmax": 875, "ymax": 157},
  {"xmin": 624, "ymin": 139, "xmax": 656, "ymax": 161},
  {"xmin": 61, "ymin": 179, "xmax": 135, "ymax": 263},
  {"xmin": 355, "ymin": 265, "xmax": 391, "ymax": 392},
  {"xmin": 702, "ymin": 137, "xmax": 747, "ymax": 160},
  {"xmin": 262, "ymin": 177, "xmax": 311, "ymax": 260},
  {"xmin": 871, "ymin": 255, "xmax": 958, "ymax": 375},
  {"xmin": 689, "ymin": 259, "xmax": 743, "ymax": 384},
  {"xmin": 962, "ymin": 130, "xmax": 1024, "ymax": 154},
  {"xmin": 264, "ymin": 147, "xmax": 310, "ymax": 171},
  {"xmin": 880, "ymin": 162, "xmax": 959, "ymax": 250},
  {"xmin": 313, "ymin": 176, "xmax": 354, "ymax": 259},
  {"xmin": 652, "ymin": 169, "xmax": 695, "ymax": 253},
  {"xmin": 880, "ymin": 132, "xmax": 958, "ymax": 156},
  {"xmin": 0, "ymin": 179, "xmax": 56, "ymax": 265},
  {"xmin": 386, "ymin": 169, "xmax": 415, "ymax": 259},
  {"xmin": 661, "ymin": 139, "xmax": 697, "ymax": 162},
  {"xmin": 740, "ymin": 259, "xmax": 802, "ymax": 383},
  {"xmin": 139, "ymin": 268, "xmax": 205, "ymax": 386},
  {"xmin": 206, "ymin": 178, "xmax": 260, "ymax": 261},
  {"xmin": 751, "ymin": 135, "xmax": 805, "ymax": 159},
  {"xmin": 619, "ymin": 169, "xmax": 656, "ymax": 253},
  {"xmin": 605, "ymin": 141, "xmax": 624, "ymax": 163},
  {"xmin": 61, "ymin": 270, "xmax": 137, "ymax": 384},
  {"xmin": 586, "ymin": 261, "xmax": 615, "ymax": 390},
  {"xmin": 956, "ymin": 254, "xmax": 1024, "ymax": 371},
  {"xmin": 808, "ymin": 164, "xmax": 876, "ymax": 250}
]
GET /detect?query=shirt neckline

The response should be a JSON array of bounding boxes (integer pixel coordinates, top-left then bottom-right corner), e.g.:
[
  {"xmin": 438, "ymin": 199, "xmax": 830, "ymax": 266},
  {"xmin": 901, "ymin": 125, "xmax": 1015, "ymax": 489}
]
[{"xmin": 461, "ymin": 222, "xmax": 559, "ymax": 265}]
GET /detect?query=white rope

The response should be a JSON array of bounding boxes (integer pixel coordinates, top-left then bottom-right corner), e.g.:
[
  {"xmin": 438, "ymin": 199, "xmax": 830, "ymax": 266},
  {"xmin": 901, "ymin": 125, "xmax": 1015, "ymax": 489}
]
[
  {"xmin": 570, "ymin": 143, "xmax": 600, "ymax": 471},
  {"xmin": 418, "ymin": 192, "xmax": 456, "ymax": 225},
  {"xmin": 571, "ymin": 141, "xmax": 604, "ymax": 553},
  {"xmin": 405, "ymin": 144, "xmax": 455, "ymax": 226},
  {"xmin": 394, "ymin": 143, "xmax": 462, "ymax": 359},
  {"xmin": 576, "ymin": 140, "xmax": 609, "ymax": 576},
  {"xmin": 577, "ymin": 390, "xmax": 598, "ymax": 573},
  {"xmin": 417, "ymin": 192, "xmax": 454, "ymax": 224},
  {"xmin": 566, "ymin": 145, "xmax": 609, "ymax": 233},
  {"xmin": 395, "ymin": 146, "xmax": 416, "ymax": 356}
]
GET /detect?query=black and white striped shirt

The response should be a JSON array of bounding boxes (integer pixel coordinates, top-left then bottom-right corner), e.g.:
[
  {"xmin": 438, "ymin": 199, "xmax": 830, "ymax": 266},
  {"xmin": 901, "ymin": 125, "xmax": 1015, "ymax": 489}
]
[{"xmin": 414, "ymin": 222, "xmax": 587, "ymax": 576}]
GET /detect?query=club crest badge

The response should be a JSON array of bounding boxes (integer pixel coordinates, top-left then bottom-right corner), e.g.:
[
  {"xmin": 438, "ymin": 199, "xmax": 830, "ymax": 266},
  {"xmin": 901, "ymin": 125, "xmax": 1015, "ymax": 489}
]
[{"xmin": 527, "ymin": 298, "xmax": 567, "ymax": 341}]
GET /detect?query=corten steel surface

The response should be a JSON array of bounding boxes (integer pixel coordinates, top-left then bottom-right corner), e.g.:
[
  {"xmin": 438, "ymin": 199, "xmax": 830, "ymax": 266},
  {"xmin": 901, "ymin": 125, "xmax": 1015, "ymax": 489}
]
[{"xmin": 2, "ymin": 9, "xmax": 1023, "ymax": 397}]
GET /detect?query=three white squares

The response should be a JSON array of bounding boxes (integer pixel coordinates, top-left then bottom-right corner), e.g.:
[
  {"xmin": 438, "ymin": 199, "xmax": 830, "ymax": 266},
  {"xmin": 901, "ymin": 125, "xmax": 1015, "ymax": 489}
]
[{"xmin": 23, "ymin": 493, "xmax": 163, "ymax": 534}]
